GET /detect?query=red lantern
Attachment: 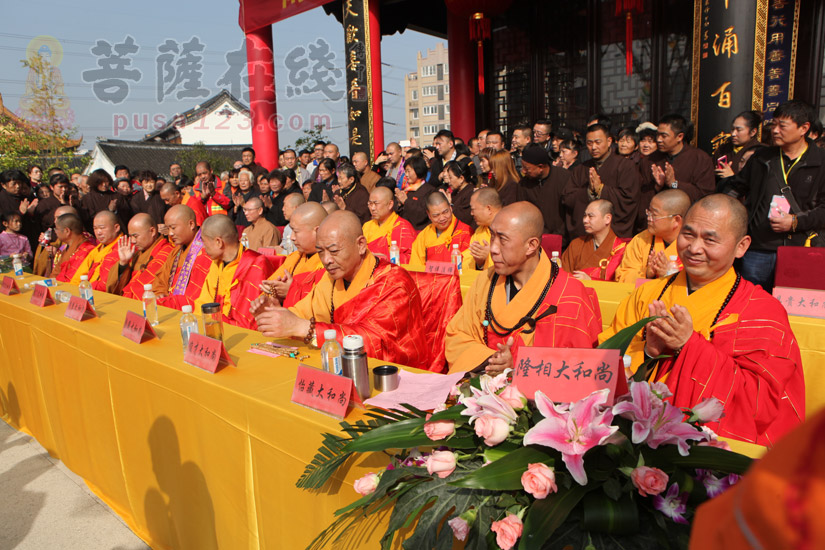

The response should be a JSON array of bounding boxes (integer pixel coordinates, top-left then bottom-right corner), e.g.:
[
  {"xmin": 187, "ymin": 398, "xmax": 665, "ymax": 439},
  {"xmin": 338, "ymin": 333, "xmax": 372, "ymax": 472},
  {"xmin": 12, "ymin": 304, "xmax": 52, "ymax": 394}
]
[{"xmin": 616, "ymin": 0, "xmax": 644, "ymax": 75}]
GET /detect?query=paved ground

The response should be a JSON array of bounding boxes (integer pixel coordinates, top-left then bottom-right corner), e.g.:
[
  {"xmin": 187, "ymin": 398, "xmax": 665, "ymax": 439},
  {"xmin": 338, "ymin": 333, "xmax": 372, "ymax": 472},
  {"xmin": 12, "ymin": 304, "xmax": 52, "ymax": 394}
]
[{"xmin": 0, "ymin": 419, "xmax": 150, "ymax": 550}]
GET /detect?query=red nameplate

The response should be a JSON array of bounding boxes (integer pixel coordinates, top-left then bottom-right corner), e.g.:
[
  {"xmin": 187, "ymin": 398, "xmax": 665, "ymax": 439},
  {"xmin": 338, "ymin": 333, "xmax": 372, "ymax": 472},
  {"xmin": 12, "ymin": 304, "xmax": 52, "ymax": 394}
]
[
  {"xmin": 184, "ymin": 333, "xmax": 235, "ymax": 373},
  {"xmin": 773, "ymin": 286, "xmax": 825, "ymax": 319},
  {"xmin": 64, "ymin": 296, "xmax": 97, "ymax": 321},
  {"xmin": 30, "ymin": 284, "xmax": 55, "ymax": 307},
  {"xmin": 121, "ymin": 310, "xmax": 158, "ymax": 343},
  {"xmin": 291, "ymin": 364, "xmax": 364, "ymax": 419},
  {"xmin": 425, "ymin": 261, "xmax": 456, "ymax": 275},
  {"xmin": 258, "ymin": 247, "xmax": 278, "ymax": 257},
  {"xmin": 635, "ymin": 278, "xmax": 653, "ymax": 288},
  {"xmin": 514, "ymin": 348, "xmax": 625, "ymax": 406},
  {"xmin": 1, "ymin": 276, "xmax": 20, "ymax": 295}
]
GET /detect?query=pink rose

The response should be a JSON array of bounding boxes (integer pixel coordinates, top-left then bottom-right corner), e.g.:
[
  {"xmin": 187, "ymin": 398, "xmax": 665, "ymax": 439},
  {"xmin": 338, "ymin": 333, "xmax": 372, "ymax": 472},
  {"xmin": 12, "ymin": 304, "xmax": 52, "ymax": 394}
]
[
  {"xmin": 426, "ymin": 450, "xmax": 457, "ymax": 479},
  {"xmin": 485, "ymin": 372, "xmax": 509, "ymax": 393},
  {"xmin": 690, "ymin": 397, "xmax": 725, "ymax": 423},
  {"xmin": 447, "ymin": 517, "xmax": 469, "ymax": 541},
  {"xmin": 491, "ymin": 514, "xmax": 523, "ymax": 550},
  {"xmin": 630, "ymin": 466, "xmax": 669, "ymax": 497},
  {"xmin": 353, "ymin": 472, "xmax": 380, "ymax": 496},
  {"xmin": 423, "ymin": 415, "xmax": 456, "ymax": 441},
  {"xmin": 474, "ymin": 414, "xmax": 511, "ymax": 446},
  {"xmin": 520, "ymin": 463, "xmax": 557, "ymax": 499},
  {"xmin": 498, "ymin": 384, "xmax": 527, "ymax": 410}
]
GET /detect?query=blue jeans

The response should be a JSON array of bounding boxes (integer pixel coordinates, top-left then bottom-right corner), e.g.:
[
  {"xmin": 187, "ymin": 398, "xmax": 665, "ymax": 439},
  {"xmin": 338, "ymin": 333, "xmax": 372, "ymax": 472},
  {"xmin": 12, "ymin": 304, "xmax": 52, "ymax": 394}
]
[{"xmin": 739, "ymin": 249, "xmax": 777, "ymax": 292}]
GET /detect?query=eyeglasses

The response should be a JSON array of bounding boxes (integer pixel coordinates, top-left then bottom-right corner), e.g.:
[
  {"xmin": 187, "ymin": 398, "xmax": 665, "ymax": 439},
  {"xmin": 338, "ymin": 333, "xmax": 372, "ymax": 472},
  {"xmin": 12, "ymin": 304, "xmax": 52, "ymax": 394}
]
[{"xmin": 645, "ymin": 210, "xmax": 675, "ymax": 221}]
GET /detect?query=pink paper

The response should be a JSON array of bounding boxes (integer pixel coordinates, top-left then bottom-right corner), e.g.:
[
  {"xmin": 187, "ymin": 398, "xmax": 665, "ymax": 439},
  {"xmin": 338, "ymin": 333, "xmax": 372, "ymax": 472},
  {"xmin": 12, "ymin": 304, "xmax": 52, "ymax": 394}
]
[{"xmin": 364, "ymin": 370, "xmax": 466, "ymax": 411}]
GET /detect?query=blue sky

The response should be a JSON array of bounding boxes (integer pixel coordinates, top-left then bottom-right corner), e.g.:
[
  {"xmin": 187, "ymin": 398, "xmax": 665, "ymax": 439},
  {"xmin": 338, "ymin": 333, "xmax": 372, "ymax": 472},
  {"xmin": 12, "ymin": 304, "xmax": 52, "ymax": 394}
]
[{"xmin": 2, "ymin": 0, "xmax": 440, "ymax": 150}]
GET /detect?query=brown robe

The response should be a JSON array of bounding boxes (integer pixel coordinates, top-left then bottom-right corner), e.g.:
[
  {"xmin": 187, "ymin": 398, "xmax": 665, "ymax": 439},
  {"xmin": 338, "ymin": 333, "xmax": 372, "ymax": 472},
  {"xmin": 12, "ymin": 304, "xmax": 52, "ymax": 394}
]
[
  {"xmin": 242, "ymin": 218, "xmax": 281, "ymax": 252},
  {"xmin": 337, "ymin": 182, "xmax": 371, "ymax": 225},
  {"xmin": 517, "ymin": 166, "xmax": 571, "ymax": 244},
  {"xmin": 561, "ymin": 229, "xmax": 623, "ymax": 280},
  {"xmin": 359, "ymin": 169, "xmax": 381, "ymax": 193}
]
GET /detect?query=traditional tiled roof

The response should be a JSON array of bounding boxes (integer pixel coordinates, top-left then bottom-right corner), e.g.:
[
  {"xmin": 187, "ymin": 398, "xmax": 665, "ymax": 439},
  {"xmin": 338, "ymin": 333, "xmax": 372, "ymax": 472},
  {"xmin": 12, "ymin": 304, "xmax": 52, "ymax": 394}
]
[{"xmin": 94, "ymin": 139, "xmax": 246, "ymax": 175}]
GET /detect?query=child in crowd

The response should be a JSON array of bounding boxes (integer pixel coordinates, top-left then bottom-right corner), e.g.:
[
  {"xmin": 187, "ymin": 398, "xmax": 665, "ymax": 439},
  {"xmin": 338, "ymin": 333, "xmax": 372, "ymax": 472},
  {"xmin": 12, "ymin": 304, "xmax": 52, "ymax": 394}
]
[{"xmin": 0, "ymin": 212, "xmax": 32, "ymax": 263}]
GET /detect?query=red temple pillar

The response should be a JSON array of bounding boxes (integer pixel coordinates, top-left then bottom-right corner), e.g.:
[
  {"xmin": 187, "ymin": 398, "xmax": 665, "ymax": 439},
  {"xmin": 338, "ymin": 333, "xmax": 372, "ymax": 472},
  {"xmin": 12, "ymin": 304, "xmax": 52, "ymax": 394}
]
[
  {"xmin": 368, "ymin": 0, "xmax": 384, "ymax": 156},
  {"xmin": 245, "ymin": 26, "xmax": 279, "ymax": 169},
  {"xmin": 447, "ymin": 10, "xmax": 476, "ymax": 142}
]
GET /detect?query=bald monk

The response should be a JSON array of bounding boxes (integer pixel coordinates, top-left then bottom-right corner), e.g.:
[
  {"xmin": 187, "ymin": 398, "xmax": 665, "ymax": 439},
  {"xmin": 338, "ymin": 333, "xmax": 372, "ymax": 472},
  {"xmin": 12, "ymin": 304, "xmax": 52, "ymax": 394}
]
[
  {"xmin": 614, "ymin": 189, "xmax": 690, "ymax": 283},
  {"xmin": 251, "ymin": 211, "xmax": 431, "ymax": 369},
  {"xmin": 561, "ymin": 199, "xmax": 628, "ymax": 281},
  {"xmin": 462, "ymin": 187, "xmax": 502, "ymax": 271},
  {"xmin": 260, "ymin": 202, "xmax": 327, "ymax": 307},
  {"xmin": 240, "ymin": 197, "xmax": 280, "ymax": 251},
  {"xmin": 600, "ymin": 194, "xmax": 804, "ymax": 446},
  {"xmin": 278, "ymin": 193, "xmax": 305, "ymax": 256},
  {"xmin": 445, "ymin": 202, "xmax": 603, "ymax": 374},
  {"xmin": 409, "ymin": 192, "xmax": 472, "ymax": 270},
  {"xmin": 107, "ymin": 213, "xmax": 174, "ymax": 299},
  {"xmin": 155, "ymin": 205, "xmax": 212, "ymax": 310},
  {"xmin": 159, "ymin": 182, "xmax": 207, "ymax": 226},
  {"xmin": 362, "ymin": 186, "xmax": 415, "ymax": 264},
  {"xmin": 50, "ymin": 213, "xmax": 95, "ymax": 282},
  {"xmin": 71, "ymin": 211, "xmax": 123, "ymax": 291},
  {"xmin": 194, "ymin": 215, "xmax": 274, "ymax": 329},
  {"xmin": 33, "ymin": 205, "xmax": 80, "ymax": 276}
]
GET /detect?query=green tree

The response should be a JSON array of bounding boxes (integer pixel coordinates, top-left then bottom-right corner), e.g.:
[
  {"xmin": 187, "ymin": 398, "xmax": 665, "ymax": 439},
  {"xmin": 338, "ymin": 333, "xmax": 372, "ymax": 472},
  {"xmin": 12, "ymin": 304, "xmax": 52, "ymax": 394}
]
[
  {"xmin": 176, "ymin": 142, "xmax": 234, "ymax": 177},
  {"xmin": 288, "ymin": 124, "xmax": 330, "ymax": 152}
]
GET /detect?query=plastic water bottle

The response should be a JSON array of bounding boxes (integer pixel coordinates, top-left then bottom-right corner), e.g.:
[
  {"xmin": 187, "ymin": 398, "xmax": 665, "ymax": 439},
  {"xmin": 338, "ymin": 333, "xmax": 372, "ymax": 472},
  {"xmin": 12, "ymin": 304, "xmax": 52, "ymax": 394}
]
[
  {"xmin": 551, "ymin": 250, "xmax": 561, "ymax": 267},
  {"xmin": 12, "ymin": 254, "xmax": 23, "ymax": 277},
  {"xmin": 665, "ymin": 255, "xmax": 680, "ymax": 276},
  {"xmin": 240, "ymin": 233, "xmax": 250, "ymax": 249},
  {"xmin": 451, "ymin": 243, "xmax": 462, "ymax": 274},
  {"xmin": 142, "ymin": 283, "xmax": 159, "ymax": 326},
  {"xmin": 179, "ymin": 305, "xmax": 199, "ymax": 350},
  {"xmin": 389, "ymin": 240, "xmax": 400, "ymax": 265},
  {"xmin": 78, "ymin": 275, "xmax": 94, "ymax": 306},
  {"xmin": 623, "ymin": 354, "xmax": 633, "ymax": 379},
  {"xmin": 321, "ymin": 329, "xmax": 343, "ymax": 375}
]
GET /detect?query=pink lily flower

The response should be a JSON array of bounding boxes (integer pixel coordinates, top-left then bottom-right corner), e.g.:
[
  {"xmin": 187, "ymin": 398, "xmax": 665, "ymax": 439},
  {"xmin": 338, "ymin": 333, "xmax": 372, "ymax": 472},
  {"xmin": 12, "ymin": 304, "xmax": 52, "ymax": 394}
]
[
  {"xmin": 523, "ymin": 389, "xmax": 618, "ymax": 486},
  {"xmin": 460, "ymin": 377, "xmax": 518, "ymax": 426},
  {"xmin": 652, "ymin": 482, "xmax": 689, "ymax": 524}
]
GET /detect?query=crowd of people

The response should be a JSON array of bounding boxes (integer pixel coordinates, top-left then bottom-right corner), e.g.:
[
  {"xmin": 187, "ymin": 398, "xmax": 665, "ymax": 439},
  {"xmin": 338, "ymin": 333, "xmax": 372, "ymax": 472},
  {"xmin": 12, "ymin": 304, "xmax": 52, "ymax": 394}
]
[{"xmin": 0, "ymin": 98, "xmax": 820, "ymax": 447}]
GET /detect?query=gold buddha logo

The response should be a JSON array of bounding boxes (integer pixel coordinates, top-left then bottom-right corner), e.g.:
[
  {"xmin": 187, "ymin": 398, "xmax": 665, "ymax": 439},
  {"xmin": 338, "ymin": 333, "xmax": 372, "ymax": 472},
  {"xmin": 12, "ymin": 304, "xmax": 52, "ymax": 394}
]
[{"xmin": 18, "ymin": 35, "xmax": 76, "ymax": 128}]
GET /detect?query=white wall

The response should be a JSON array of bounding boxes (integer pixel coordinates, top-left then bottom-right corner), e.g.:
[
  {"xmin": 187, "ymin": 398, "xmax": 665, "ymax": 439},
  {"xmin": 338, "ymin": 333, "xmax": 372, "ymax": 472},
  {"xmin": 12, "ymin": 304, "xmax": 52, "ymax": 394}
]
[{"xmin": 177, "ymin": 101, "xmax": 252, "ymax": 145}]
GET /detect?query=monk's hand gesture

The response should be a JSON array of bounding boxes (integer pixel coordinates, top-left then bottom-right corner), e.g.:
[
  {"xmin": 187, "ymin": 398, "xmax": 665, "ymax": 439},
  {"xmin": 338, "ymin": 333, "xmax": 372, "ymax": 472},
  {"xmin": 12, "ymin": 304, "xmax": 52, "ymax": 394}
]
[
  {"xmin": 255, "ymin": 306, "xmax": 310, "ymax": 340},
  {"xmin": 572, "ymin": 270, "xmax": 591, "ymax": 280},
  {"xmin": 469, "ymin": 239, "xmax": 490, "ymax": 267},
  {"xmin": 486, "ymin": 336, "xmax": 515, "ymax": 375},
  {"xmin": 264, "ymin": 270, "xmax": 292, "ymax": 301},
  {"xmin": 644, "ymin": 301, "xmax": 693, "ymax": 357},
  {"xmin": 250, "ymin": 292, "xmax": 279, "ymax": 316},
  {"xmin": 769, "ymin": 210, "xmax": 794, "ymax": 233},
  {"xmin": 588, "ymin": 167, "xmax": 603, "ymax": 195},
  {"xmin": 647, "ymin": 251, "xmax": 668, "ymax": 278},
  {"xmin": 117, "ymin": 235, "xmax": 136, "ymax": 266}
]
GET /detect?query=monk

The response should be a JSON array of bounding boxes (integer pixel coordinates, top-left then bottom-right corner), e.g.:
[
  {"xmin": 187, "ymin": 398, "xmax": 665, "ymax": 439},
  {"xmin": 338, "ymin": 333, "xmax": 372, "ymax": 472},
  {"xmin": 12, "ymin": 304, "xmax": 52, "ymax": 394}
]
[
  {"xmin": 362, "ymin": 186, "xmax": 415, "ymax": 264},
  {"xmin": 159, "ymin": 182, "xmax": 207, "ymax": 227},
  {"xmin": 155, "ymin": 205, "xmax": 212, "ymax": 310},
  {"xmin": 260, "ymin": 202, "xmax": 327, "ymax": 307},
  {"xmin": 561, "ymin": 199, "xmax": 627, "ymax": 281},
  {"xmin": 251, "ymin": 211, "xmax": 431, "ymax": 369},
  {"xmin": 194, "ymin": 215, "xmax": 274, "ymax": 329},
  {"xmin": 34, "ymin": 204, "xmax": 80, "ymax": 276},
  {"xmin": 409, "ymin": 192, "xmax": 472, "ymax": 269},
  {"xmin": 614, "ymin": 189, "xmax": 690, "ymax": 283},
  {"xmin": 600, "ymin": 194, "xmax": 804, "ymax": 446},
  {"xmin": 462, "ymin": 187, "xmax": 501, "ymax": 271},
  {"xmin": 107, "ymin": 213, "xmax": 175, "ymax": 299},
  {"xmin": 71, "ymin": 210, "xmax": 123, "ymax": 291},
  {"xmin": 240, "ymin": 197, "xmax": 281, "ymax": 251},
  {"xmin": 278, "ymin": 193, "xmax": 305, "ymax": 256},
  {"xmin": 50, "ymin": 213, "xmax": 95, "ymax": 282},
  {"xmin": 445, "ymin": 202, "xmax": 603, "ymax": 374}
]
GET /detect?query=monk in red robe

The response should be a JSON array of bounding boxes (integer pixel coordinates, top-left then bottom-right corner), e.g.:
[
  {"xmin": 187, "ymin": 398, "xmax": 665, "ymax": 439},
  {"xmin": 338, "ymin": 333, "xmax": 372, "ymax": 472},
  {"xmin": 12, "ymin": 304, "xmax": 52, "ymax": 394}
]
[
  {"xmin": 194, "ymin": 215, "xmax": 274, "ymax": 329},
  {"xmin": 50, "ymin": 213, "xmax": 95, "ymax": 282},
  {"xmin": 560, "ymin": 199, "xmax": 628, "ymax": 281},
  {"xmin": 159, "ymin": 182, "xmax": 208, "ymax": 227},
  {"xmin": 409, "ymin": 192, "xmax": 472, "ymax": 270},
  {"xmin": 600, "ymin": 194, "xmax": 805, "ymax": 446},
  {"xmin": 252, "ymin": 211, "xmax": 431, "ymax": 370},
  {"xmin": 71, "ymin": 210, "xmax": 122, "ymax": 291},
  {"xmin": 155, "ymin": 205, "xmax": 212, "ymax": 310},
  {"xmin": 107, "ymin": 213, "xmax": 174, "ymax": 299},
  {"xmin": 445, "ymin": 202, "xmax": 603, "ymax": 373},
  {"xmin": 260, "ymin": 202, "xmax": 327, "ymax": 307},
  {"xmin": 362, "ymin": 186, "xmax": 416, "ymax": 264}
]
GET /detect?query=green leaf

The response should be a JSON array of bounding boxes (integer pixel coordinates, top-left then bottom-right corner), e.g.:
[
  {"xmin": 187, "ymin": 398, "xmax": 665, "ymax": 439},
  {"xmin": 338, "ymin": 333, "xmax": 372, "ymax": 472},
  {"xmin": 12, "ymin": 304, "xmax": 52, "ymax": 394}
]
[
  {"xmin": 632, "ymin": 353, "xmax": 672, "ymax": 383},
  {"xmin": 296, "ymin": 431, "xmax": 352, "ymax": 489},
  {"xmin": 428, "ymin": 404, "xmax": 467, "ymax": 422},
  {"xmin": 646, "ymin": 445, "xmax": 753, "ymax": 475},
  {"xmin": 518, "ymin": 484, "xmax": 591, "ymax": 550},
  {"xmin": 581, "ymin": 492, "xmax": 639, "ymax": 535},
  {"xmin": 482, "ymin": 441, "xmax": 520, "ymax": 464},
  {"xmin": 343, "ymin": 418, "xmax": 432, "ymax": 452},
  {"xmin": 449, "ymin": 445, "xmax": 557, "ymax": 490},
  {"xmin": 598, "ymin": 316, "xmax": 657, "ymax": 355},
  {"xmin": 602, "ymin": 477, "xmax": 623, "ymax": 501}
]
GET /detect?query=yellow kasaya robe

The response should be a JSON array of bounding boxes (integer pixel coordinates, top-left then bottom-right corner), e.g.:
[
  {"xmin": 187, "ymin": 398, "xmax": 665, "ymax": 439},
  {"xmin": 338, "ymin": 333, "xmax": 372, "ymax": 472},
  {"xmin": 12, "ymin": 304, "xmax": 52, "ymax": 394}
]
[{"xmin": 614, "ymin": 229, "xmax": 680, "ymax": 283}]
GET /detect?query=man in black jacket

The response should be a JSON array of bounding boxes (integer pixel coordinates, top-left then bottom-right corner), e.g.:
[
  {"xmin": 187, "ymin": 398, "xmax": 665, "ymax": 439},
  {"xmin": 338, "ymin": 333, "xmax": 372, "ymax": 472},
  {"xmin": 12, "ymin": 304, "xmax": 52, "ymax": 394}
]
[{"xmin": 723, "ymin": 100, "xmax": 825, "ymax": 291}]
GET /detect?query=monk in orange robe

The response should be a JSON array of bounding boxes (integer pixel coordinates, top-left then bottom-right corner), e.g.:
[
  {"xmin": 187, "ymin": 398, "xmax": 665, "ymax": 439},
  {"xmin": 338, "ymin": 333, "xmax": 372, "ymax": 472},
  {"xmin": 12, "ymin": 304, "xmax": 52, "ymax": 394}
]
[
  {"xmin": 159, "ymin": 182, "xmax": 208, "ymax": 227},
  {"xmin": 362, "ymin": 186, "xmax": 416, "ymax": 264},
  {"xmin": 34, "ymin": 205, "xmax": 79, "ymax": 277},
  {"xmin": 194, "ymin": 215, "xmax": 274, "ymax": 329},
  {"xmin": 252, "ymin": 211, "xmax": 431, "ymax": 370},
  {"xmin": 561, "ymin": 199, "xmax": 628, "ymax": 281},
  {"xmin": 409, "ymin": 192, "xmax": 471, "ymax": 270},
  {"xmin": 446, "ymin": 202, "xmax": 602, "ymax": 374},
  {"xmin": 155, "ymin": 205, "xmax": 212, "ymax": 310},
  {"xmin": 462, "ymin": 187, "xmax": 502, "ymax": 272},
  {"xmin": 260, "ymin": 202, "xmax": 327, "ymax": 307},
  {"xmin": 71, "ymin": 210, "xmax": 122, "ymax": 291},
  {"xmin": 106, "ymin": 213, "xmax": 174, "ymax": 299},
  {"xmin": 600, "ymin": 195, "xmax": 804, "ymax": 446},
  {"xmin": 49, "ymin": 213, "xmax": 95, "ymax": 282}
]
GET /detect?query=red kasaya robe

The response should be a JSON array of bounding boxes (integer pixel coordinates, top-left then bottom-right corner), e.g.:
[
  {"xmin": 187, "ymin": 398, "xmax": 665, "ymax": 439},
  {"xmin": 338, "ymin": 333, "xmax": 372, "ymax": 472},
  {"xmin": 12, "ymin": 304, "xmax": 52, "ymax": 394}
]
[
  {"xmin": 52, "ymin": 240, "xmax": 96, "ymax": 282},
  {"xmin": 90, "ymin": 247, "xmax": 121, "ymax": 292},
  {"xmin": 156, "ymin": 246, "xmax": 212, "ymax": 311},
  {"xmin": 363, "ymin": 212, "xmax": 417, "ymax": 264},
  {"xmin": 267, "ymin": 251, "xmax": 326, "ymax": 307},
  {"xmin": 109, "ymin": 238, "xmax": 175, "ymax": 300},
  {"xmin": 409, "ymin": 216, "xmax": 472, "ymax": 269}
]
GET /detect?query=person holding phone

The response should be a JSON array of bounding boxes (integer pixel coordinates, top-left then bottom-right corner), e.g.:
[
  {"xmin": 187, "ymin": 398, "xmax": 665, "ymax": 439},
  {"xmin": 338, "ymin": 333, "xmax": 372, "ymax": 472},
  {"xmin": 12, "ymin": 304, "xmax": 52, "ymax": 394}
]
[{"xmin": 714, "ymin": 111, "xmax": 765, "ymax": 180}]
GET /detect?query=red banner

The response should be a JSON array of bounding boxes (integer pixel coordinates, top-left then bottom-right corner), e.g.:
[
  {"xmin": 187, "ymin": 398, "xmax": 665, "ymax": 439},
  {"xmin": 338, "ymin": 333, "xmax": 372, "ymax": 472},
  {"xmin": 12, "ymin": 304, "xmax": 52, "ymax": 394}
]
[{"xmin": 239, "ymin": 0, "xmax": 332, "ymax": 33}]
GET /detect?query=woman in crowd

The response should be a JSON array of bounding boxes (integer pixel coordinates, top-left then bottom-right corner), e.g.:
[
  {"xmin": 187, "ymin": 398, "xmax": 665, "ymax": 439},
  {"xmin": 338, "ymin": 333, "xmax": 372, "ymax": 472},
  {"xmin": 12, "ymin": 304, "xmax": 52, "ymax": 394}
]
[
  {"xmin": 309, "ymin": 158, "xmax": 337, "ymax": 202},
  {"xmin": 637, "ymin": 123, "xmax": 658, "ymax": 156},
  {"xmin": 443, "ymin": 158, "xmax": 476, "ymax": 230},
  {"xmin": 487, "ymin": 150, "xmax": 521, "ymax": 206},
  {"xmin": 555, "ymin": 139, "xmax": 582, "ymax": 169},
  {"xmin": 714, "ymin": 110, "xmax": 765, "ymax": 178},
  {"xmin": 395, "ymin": 155, "xmax": 436, "ymax": 231},
  {"xmin": 79, "ymin": 169, "xmax": 116, "ymax": 230}
]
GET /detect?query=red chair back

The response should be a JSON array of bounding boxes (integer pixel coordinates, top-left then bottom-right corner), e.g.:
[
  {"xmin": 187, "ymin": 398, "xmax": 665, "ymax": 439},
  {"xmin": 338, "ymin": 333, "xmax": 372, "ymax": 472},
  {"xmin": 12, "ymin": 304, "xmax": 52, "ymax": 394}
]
[
  {"xmin": 775, "ymin": 246, "xmax": 825, "ymax": 290},
  {"xmin": 407, "ymin": 271, "xmax": 463, "ymax": 373},
  {"xmin": 541, "ymin": 234, "xmax": 563, "ymax": 257}
]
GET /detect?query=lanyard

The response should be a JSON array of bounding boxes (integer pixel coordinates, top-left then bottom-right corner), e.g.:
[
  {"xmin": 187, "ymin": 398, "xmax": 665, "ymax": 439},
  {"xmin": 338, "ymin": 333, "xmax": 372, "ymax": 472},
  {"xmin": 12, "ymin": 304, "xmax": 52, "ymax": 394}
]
[{"xmin": 780, "ymin": 145, "xmax": 807, "ymax": 185}]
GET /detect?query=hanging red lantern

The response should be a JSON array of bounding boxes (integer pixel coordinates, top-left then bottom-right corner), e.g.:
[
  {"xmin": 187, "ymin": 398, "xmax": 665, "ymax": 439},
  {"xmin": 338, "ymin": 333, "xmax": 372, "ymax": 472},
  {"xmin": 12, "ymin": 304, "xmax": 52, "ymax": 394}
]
[{"xmin": 616, "ymin": 0, "xmax": 644, "ymax": 75}]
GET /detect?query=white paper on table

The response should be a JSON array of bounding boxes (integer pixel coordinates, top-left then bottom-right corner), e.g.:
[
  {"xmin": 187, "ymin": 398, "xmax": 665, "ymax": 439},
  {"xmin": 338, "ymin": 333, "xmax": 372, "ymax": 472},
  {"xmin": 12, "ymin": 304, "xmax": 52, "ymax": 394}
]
[{"xmin": 364, "ymin": 370, "xmax": 466, "ymax": 412}]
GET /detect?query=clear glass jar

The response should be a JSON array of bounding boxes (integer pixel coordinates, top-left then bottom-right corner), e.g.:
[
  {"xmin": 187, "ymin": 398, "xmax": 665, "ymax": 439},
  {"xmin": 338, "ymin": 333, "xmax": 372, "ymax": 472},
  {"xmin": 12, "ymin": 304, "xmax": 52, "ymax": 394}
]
[{"xmin": 201, "ymin": 302, "xmax": 223, "ymax": 341}]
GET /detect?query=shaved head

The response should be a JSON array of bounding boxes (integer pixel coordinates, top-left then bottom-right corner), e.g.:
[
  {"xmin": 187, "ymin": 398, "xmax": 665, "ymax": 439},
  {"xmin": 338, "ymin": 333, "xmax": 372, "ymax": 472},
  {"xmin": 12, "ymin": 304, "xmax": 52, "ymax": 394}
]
[
  {"xmin": 316, "ymin": 210, "xmax": 368, "ymax": 281},
  {"xmin": 495, "ymin": 201, "xmax": 545, "ymax": 240},
  {"xmin": 321, "ymin": 201, "xmax": 339, "ymax": 213},
  {"xmin": 688, "ymin": 193, "xmax": 748, "ymax": 239},
  {"xmin": 284, "ymin": 193, "xmax": 306, "ymax": 208},
  {"xmin": 94, "ymin": 210, "xmax": 119, "ymax": 226},
  {"xmin": 164, "ymin": 205, "xmax": 197, "ymax": 247},
  {"xmin": 292, "ymin": 202, "xmax": 327, "ymax": 227},
  {"xmin": 473, "ymin": 187, "xmax": 502, "ymax": 209},
  {"xmin": 55, "ymin": 205, "xmax": 78, "ymax": 219},
  {"xmin": 489, "ymin": 201, "xmax": 544, "ymax": 278},
  {"xmin": 129, "ymin": 212, "xmax": 156, "ymax": 231},
  {"xmin": 160, "ymin": 182, "xmax": 178, "ymax": 195},
  {"xmin": 318, "ymin": 210, "xmax": 364, "ymax": 240},
  {"xmin": 656, "ymin": 189, "xmax": 691, "ymax": 217},
  {"xmin": 55, "ymin": 213, "xmax": 84, "ymax": 234},
  {"xmin": 590, "ymin": 199, "xmax": 613, "ymax": 216},
  {"xmin": 425, "ymin": 191, "xmax": 450, "ymax": 211},
  {"xmin": 202, "ymin": 213, "xmax": 239, "ymax": 242},
  {"xmin": 245, "ymin": 196, "xmax": 264, "ymax": 210},
  {"xmin": 370, "ymin": 185, "xmax": 393, "ymax": 203},
  {"xmin": 165, "ymin": 204, "xmax": 196, "ymax": 225}
]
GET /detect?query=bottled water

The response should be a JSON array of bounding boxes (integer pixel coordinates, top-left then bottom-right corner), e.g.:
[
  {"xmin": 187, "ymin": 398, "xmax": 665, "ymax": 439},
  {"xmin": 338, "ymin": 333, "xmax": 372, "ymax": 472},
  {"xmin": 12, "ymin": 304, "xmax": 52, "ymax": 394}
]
[
  {"xmin": 321, "ymin": 329, "xmax": 343, "ymax": 375},
  {"xmin": 451, "ymin": 243, "xmax": 462, "ymax": 274},
  {"xmin": 179, "ymin": 305, "xmax": 199, "ymax": 350},
  {"xmin": 240, "ymin": 233, "xmax": 250, "ymax": 249},
  {"xmin": 142, "ymin": 284, "xmax": 159, "ymax": 326},
  {"xmin": 12, "ymin": 254, "xmax": 23, "ymax": 277},
  {"xmin": 389, "ymin": 240, "xmax": 400, "ymax": 265},
  {"xmin": 665, "ymin": 255, "xmax": 680, "ymax": 276},
  {"xmin": 551, "ymin": 251, "xmax": 561, "ymax": 267},
  {"xmin": 78, "ymin": 275, "xmax": 94, "ymax": 307}
]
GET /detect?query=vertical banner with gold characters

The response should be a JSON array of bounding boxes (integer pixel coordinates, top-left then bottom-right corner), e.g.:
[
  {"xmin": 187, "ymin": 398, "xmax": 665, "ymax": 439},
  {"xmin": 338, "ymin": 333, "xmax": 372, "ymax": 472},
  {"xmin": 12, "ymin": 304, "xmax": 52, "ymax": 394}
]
[
  {"xmin": 692, "ymin": 0, "xmax": 767, "ymax": 154},
  {"xmin": 343, "ymin": 0, "xmax": 375, "ymax": 160},
  {"xmin": 761, "ymin": 0, "xmax": 800, "ymax": 122}
]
